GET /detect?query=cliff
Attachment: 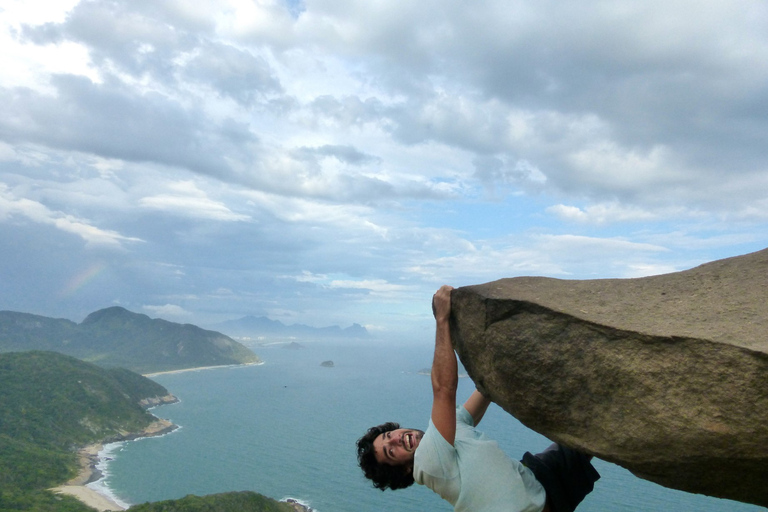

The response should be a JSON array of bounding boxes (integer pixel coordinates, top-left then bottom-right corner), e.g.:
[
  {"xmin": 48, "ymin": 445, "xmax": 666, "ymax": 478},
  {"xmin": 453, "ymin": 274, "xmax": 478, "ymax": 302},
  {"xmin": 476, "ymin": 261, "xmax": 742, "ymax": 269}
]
[{"xmin": 449, "ymin": 248, "xmax": 768, "ymax": 507}]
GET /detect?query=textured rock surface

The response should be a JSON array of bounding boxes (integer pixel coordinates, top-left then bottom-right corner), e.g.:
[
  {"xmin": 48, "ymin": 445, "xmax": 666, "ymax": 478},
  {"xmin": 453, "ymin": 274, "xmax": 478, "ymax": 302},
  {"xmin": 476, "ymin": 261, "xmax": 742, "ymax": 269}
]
[{"xmin": 450, "ymin": 248, "xmax": 768, "ymax": 507}]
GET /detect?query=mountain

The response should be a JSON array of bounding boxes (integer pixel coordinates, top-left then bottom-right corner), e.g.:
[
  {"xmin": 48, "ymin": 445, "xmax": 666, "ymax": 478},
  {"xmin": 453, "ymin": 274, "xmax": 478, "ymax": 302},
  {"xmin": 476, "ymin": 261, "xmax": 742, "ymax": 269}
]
[
  {"xmin": 210, "ymin": 315, "xmax": 369, "ymax": 339},
  {"xmin": 0, "ymin": 351, "xmax": 171, "ymax": 451},
  {"xmin": 0, "ymin": 307, "xmax": 260, "ymax": 374}
]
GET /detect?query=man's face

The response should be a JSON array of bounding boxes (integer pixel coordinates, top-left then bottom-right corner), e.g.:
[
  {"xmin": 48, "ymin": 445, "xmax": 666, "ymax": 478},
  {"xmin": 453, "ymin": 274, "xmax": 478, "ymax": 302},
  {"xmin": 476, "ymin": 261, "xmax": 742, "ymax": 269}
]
[{"xmin": 373, "ymin": 428, "xmax": 424, "ymax": 467}]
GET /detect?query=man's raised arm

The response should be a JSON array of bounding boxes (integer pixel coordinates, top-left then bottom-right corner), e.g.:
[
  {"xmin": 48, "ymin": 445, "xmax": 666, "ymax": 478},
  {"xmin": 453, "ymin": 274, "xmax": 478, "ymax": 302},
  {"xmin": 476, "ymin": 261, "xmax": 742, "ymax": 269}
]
[
  {"xmin": 463, "ymin": 389, "xmax": 491, "ymax": 426},
  {"xmin": 430, "ymin": 285, "xmax": 458, "ymax": 445}
]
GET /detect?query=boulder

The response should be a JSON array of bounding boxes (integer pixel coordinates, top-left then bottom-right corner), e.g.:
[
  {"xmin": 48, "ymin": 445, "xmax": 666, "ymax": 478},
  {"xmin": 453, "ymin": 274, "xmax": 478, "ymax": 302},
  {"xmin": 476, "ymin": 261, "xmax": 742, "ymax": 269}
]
[{"xmin": 450, "ymin": 248, "xmax": 768, "ymax": 507}]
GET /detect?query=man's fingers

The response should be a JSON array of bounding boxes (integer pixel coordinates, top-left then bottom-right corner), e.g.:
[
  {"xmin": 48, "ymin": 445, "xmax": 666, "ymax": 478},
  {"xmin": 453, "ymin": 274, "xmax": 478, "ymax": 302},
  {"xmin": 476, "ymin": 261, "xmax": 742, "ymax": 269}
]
[{"xmin": 432, "ymin": 285, "xmax": 454, "ymax": 319}]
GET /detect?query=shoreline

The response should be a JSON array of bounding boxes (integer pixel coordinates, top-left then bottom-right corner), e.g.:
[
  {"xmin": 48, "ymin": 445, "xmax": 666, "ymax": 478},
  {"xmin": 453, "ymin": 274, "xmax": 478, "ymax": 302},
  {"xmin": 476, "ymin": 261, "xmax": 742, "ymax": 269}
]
[
  {"xmin": 143, "ymin": 361, "xmax": 263, "ymax": 378},
  {"xmin": 51, "ymin": 418, "xmax": 178, "ymax": 511},
  {"xmin": 52, "ymin": 362, "xmax": 261, "ymax": 511},
  {"xmin": 282, "ymin": 497, "xmax": 315, "ymax": 512}
]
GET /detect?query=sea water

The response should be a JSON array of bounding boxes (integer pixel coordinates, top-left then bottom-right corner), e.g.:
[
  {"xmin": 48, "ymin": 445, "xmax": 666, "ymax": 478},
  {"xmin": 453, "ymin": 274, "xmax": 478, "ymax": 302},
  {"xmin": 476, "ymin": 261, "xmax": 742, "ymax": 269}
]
[{"xmin": 98, "ymin": 340, "xmax": 762, "ymax": 512}]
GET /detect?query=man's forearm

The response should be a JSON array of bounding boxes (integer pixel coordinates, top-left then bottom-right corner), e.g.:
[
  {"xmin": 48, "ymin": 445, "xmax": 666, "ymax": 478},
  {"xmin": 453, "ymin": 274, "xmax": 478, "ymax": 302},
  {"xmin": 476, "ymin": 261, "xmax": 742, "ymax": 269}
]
[
  {"xmin": 430, "ymin": 285, "xmax": 458, "ymax": 444},
  {"xmin": 431, "ymin": 307, "xmax": 457, "ymax": 398}
]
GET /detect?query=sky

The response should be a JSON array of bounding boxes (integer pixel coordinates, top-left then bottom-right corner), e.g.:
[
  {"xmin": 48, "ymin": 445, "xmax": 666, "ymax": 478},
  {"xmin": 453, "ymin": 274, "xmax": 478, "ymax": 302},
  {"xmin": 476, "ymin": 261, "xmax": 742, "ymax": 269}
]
[{"xmin": 1, "ymin": 0, "xmax": 767, "ymax": 338}]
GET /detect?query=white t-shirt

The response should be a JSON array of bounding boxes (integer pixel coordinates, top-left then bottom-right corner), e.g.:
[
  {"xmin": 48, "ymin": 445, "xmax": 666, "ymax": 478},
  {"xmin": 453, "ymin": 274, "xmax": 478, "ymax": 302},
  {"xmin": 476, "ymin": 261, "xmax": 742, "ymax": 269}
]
[{"xmin": 413, "ymin": 406, "xmax": 546, "ymax": 512}]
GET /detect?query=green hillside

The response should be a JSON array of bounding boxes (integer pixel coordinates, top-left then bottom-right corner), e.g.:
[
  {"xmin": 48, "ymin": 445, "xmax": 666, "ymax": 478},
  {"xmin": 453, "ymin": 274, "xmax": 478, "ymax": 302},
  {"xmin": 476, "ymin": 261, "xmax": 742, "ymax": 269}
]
[
  {"xmin": 0, "ymin": 351, "xmax": 168, "ymax": 448},
  {"xmin": 0, "ymin": 351, "xmax": 301, "ymax": 512},
  {"xmin": 0, "ymin": 308, "xmax": 260, "ymax": 374},
  {"xmin": 0, "ymin": 351, "xmax": 172, "ymax": 510},
  {"xmin": 129, "ymin": 491, "xmax": 301, "ymax": 512}
]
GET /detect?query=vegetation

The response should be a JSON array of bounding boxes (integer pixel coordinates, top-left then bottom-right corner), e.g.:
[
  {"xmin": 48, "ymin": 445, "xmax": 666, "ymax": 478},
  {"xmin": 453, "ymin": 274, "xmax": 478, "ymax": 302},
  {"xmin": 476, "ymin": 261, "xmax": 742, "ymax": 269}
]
[
  {"xmin": 0, "ymin": 308, "xmax": 260, "ymax": 374},
  {"xmin": 0, "ymin": 351, "xmax": 171, "ymax": 511},
  {"xmin": 0, "ymin": 351, "xmax": 302, "ymax": 512},
  {"xmin": 129, "ymin": 492, "xmax": 300, "ymax": 512},
  {"xmin": 0, "ymin": 488, "xmax": 94, "ymax": 512},
  {"xmin": 0, "ymin": 351, "xmax": 166, "ymax": 448}
]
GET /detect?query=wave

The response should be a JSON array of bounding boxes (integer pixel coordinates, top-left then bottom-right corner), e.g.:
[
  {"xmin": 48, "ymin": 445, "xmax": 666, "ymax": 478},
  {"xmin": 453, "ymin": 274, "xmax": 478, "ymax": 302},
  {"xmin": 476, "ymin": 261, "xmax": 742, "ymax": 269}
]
[
  {"xmin": 281, "ymin": 496, "xmax": 316, "ymax": 512},
  {"xmin": 88, "ymin": 426, "xmax": 183, "ymax": 508},
  {"xmin": 87, "ymin": 443, "xmax": 132, "ymax": 509}
]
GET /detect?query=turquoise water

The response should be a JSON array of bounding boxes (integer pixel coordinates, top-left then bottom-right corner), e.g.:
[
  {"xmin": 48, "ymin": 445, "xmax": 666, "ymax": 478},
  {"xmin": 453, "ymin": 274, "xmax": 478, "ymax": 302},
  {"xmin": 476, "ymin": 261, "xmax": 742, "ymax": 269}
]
[{"xmin": 97, "ymin": 340, "xmax": 762, "ymax": 512}]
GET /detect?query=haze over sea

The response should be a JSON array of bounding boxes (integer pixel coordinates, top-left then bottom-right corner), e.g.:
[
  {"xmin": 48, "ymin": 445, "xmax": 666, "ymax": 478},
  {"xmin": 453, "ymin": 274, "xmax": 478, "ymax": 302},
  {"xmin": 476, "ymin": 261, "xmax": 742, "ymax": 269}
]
[{"xmin": 94, "ymin": 340, "xmax": 761, "ymax": 512}]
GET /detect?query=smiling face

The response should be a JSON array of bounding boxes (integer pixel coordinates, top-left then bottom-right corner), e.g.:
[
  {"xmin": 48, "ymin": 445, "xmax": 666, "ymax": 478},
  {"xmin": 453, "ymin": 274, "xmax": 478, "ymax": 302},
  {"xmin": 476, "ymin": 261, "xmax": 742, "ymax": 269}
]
[{"xmin": 372, "ymin": 428, "xmax": 424, "ymax": 467}]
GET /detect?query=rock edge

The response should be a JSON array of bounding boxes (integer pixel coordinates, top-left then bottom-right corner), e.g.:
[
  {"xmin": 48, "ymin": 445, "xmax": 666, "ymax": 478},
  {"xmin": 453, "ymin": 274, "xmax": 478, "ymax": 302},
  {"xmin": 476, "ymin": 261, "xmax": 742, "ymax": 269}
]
[{"xmin": 450, "ymin": 248, "xmax": 768, "ymax": 507}]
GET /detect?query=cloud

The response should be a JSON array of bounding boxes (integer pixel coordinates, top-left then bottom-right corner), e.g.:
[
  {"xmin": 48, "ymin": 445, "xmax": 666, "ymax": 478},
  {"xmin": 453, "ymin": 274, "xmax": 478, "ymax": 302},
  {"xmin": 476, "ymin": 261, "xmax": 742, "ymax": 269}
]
[
  {"xmin": 0, "ymin": 182, "xmax": 142, "ymax": 248},
  {"xmin": 10, "ymin": 0, "xmax": 765, "ymax": 212},
  {"xmin": 142, "ymin": 303, "xmax": 191, "ymax": 317},
  {"xmin": 407, "ymin": 233, "xmax": 672, "ymax": 283},
  {"xmin": 181, "ymin": 41, "xmax": 283, "ymax": 105},
  {"xmin": 1, "ymin": 0, "xmax": 767, "ymax": 333},
  {"xmin": 547, "ymin": 203, "xmax": 664, "ymax": 224},
  {"xmin": 0, "ymin": 75, "xmax": 262, "ymax": 182},
  {"xmin": 139, "ymin": 181, "xmax": 251, "ymax": 221},
  {"xmin": 295, "ymin": 0, "xmax": 768, "ymax": 210},
  {"xmin": 302, "ymin": 274, "xmax": 412, "ymax": 296}
]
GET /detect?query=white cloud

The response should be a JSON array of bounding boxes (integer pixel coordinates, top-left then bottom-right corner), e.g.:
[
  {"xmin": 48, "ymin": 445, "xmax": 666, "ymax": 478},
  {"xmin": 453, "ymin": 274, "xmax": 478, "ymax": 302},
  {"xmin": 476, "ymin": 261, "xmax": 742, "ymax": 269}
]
[
  {"xmin": 547, "ymin": 203, "xmax": 663, "ymax": 224},
  {"xmin": 535, "ymin": 234, "xmax": 668, "ymax": 255},
  {"xmin": 142, "ymin": 303, "xmax": 191, "ymax": 317},
  {"xmin": 328, "ymin": 278, "xmax": 409, "ymax": 294},
  {"xmin": 0, "ymin": 142, "xmax": 17, "ymax": 161},
  {"xmin": 407, "ymin": 233, "xmax": 673, "ymax": 284},
  {"xmin": 242, "ymin": 189, "xmax": 387, "ymax": 235},
  {"xmin": 0, "ymin": 1, "xmax": 96, "ymax": 90},
  {"xmin": 140, "ymin": 181, "xmax": 251, "ymax": 222},
  {"xmin": 564, "ymin": 142, "xmax": 689, "ymax": 198},
  {"xmin": 0, "ymin": 183, "xmax": 142, "ymax": 248}
]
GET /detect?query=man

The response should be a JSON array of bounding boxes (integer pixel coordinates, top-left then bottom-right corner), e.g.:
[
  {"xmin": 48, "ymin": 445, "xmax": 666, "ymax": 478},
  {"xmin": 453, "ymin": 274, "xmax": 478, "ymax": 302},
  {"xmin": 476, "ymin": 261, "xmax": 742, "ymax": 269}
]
[{"xmin": 356, "ymin": 285, "xmax": 599, "ymax": 512}]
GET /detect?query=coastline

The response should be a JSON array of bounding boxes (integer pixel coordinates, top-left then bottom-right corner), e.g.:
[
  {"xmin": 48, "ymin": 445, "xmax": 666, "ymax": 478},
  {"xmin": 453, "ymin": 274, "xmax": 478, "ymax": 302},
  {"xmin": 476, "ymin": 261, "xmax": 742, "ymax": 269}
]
[
  {"xmin": 50, "ymin": 362, "xmax": 258, "ymax": 511},
  {"xmin": 143, "ymin": 361, "xmax": 263, "ymax": 378},
  {"xmin": 51, "ymin": 418, "xmax": 178, "ymax": 511},
  {"xmin": 282, "ymin": 497, "xmax": 315, "ymax": 512}
]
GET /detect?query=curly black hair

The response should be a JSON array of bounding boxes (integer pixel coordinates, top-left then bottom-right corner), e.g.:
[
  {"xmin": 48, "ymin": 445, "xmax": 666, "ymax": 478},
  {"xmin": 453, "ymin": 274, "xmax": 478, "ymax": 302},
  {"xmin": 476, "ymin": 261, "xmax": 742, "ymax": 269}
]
[{"xmin": 356, "ymin": 422, "xmax": 415, "ymax": 491}]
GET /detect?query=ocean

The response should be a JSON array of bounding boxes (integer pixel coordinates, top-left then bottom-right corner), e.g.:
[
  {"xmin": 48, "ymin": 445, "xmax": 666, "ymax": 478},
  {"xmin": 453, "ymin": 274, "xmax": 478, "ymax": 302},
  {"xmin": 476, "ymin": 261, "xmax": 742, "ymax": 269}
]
[{"xmin": 91, "ymin": 340, "xmax": 762, "ymax": 512}]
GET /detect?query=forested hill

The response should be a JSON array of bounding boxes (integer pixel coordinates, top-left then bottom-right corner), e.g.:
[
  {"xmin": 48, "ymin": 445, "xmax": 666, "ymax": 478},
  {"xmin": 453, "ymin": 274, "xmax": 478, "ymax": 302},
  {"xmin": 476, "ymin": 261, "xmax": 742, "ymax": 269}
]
[
  {"xmin": 0, "ymin": 307, "xmax": 260, "ymax": 374},
  {"xmin": 0, "ymin": 351, "xmax": 304, "ymax": 512},
  {"xmin": 0, "ymin": 351, "xmax": 170, "ymax": 450},
  {"xmin": 0, "ymin": 351, "xmax": 171, "ymax": 511}
]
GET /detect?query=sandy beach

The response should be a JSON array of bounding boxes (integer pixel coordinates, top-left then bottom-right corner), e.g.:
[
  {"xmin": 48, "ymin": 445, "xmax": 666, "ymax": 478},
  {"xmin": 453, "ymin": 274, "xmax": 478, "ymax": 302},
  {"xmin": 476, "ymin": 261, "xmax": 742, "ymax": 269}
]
[
  {"xmin": 50, "ymin": 419, "xmax": 176, "ymax": 512},
  {"xmin": 143, "ymin": 361, "xmax": 263, "ymax": 378},
  {"xmin": 52, "ymin": 484, "xmax": 125, "ymax": 511},
  {"xmin": 50, "ymin": 443, "xmax": 125, "ymax": 511}
]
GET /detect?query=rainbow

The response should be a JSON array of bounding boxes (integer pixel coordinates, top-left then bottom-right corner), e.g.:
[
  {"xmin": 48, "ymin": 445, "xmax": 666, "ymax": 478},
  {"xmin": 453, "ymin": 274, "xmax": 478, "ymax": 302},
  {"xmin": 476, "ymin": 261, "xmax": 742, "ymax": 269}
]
[{"xmin": 58, "ymin": 261, "xmax": 108, "ymax": 298}]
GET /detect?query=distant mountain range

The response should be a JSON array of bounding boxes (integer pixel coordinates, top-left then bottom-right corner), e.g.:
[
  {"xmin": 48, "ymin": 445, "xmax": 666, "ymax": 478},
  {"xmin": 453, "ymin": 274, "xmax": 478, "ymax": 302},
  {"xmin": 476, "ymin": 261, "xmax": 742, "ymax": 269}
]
[
  {"xmin": 0, "ymin": 307, "xmax": 259, "ymax": 374},
  {"xmin": 210, "ymin": 315, "xmax": 369, "ymax": 339}
]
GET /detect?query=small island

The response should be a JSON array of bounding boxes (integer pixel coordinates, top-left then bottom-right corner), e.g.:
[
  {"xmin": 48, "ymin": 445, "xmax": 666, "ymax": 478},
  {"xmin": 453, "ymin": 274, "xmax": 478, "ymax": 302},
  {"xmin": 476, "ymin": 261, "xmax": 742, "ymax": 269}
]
[{"xmin": 320, "ymin": 360, "xmax": 334, "ymax": 367}]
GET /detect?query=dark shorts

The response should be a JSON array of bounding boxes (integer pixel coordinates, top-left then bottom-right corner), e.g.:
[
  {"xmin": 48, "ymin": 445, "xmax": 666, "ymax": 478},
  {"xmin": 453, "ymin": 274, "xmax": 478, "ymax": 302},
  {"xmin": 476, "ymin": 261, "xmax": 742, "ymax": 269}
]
[{"xmin": 522, "ymin": 443, "xmax": 600, "ymax": 512}]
